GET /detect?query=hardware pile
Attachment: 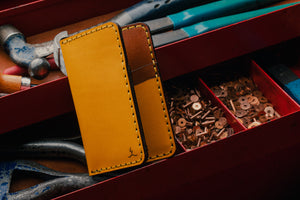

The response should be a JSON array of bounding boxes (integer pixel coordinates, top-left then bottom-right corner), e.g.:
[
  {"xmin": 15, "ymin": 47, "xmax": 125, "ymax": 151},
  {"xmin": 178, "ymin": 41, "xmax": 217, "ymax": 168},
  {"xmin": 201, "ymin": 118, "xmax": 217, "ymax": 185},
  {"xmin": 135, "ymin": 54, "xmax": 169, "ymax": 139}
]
[
  {"xmin": 210, "ymin": 76, "xmax": 281, "ymax": 129},
  {"xmin": 165, "ymin": 85, "xmax": 234, "ymax": 150}
]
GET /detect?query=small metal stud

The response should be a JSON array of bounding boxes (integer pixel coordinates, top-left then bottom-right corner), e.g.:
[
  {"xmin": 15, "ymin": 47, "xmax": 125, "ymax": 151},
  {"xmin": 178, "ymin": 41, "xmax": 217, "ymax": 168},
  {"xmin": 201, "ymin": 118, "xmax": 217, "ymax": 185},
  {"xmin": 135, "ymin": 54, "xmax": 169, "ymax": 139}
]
[
  {"xmin": 178, "ymin": 118, "xmax": 186, "ymax": 127},
  {"xmin": 192, "ymin": 102, "xmax": 202, "ymax": 111}
]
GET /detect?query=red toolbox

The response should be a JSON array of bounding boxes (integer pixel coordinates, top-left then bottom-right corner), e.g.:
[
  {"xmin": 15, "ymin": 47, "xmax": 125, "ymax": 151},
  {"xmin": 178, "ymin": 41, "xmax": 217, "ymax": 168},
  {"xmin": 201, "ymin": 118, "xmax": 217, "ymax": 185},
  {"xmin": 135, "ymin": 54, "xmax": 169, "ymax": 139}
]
[{"xmin": 0, "ymin": 0, "xmax": 300, "ymax": 199}]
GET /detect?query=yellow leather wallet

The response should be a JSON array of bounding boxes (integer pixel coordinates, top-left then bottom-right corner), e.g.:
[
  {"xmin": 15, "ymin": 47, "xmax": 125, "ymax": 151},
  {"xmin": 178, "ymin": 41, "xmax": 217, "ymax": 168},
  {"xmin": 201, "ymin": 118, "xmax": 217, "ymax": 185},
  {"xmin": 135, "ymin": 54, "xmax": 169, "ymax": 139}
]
[{"xmin": 60, "ymin": 22, "xmax": 175, "ymax": 175}]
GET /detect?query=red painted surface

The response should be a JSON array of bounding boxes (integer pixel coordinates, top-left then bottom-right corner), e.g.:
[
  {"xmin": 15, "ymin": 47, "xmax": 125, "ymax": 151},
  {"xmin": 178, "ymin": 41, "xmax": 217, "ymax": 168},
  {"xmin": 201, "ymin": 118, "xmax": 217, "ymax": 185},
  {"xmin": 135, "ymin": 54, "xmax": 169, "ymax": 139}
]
[
  {"xmin": 54, "ymin": 111, "xmax": 300, "ymax": 200},
  {"xmin": 251, "ymin": 60, "xmax": 300, "ymax": 114},
  {"xmin": 155, "ymin": 3, "xmax": 300, "ymax": 81},
  {"xmin": 290, "ymin": 64, "xmax": 300, "ymax": 78},
  {"xmin": 0, "ymin": 0, "xmax": 139, "ymax": 36},
  {"xmin": 0, "ymin": 77, "xmax": 74, "ymax": 134},
  {"xmin": 198, "ymin": 78, "xmax": 246, "ymax": 132},
  {"xmin": 0, "ymin": 1, "xmax": 299, "ymax": 199}
]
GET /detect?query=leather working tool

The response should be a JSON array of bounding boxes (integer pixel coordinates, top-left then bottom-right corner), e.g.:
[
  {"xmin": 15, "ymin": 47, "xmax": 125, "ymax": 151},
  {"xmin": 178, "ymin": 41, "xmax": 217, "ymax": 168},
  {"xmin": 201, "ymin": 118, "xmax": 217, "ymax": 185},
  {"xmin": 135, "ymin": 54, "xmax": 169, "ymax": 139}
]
[
  {"xmin": 0, "ymin": 0, "xmax": 212, "ymax": 79},
  {"xmin": 107, "ymin": 0, "xmax": 215, "ymax": 27},
  {"xmin": 152, "ymin": 2, "xmax": 300, "ymax": 47},
  {"xmin": 0, "ymin": 73, "xmax": 33, "ymax": 93},
  {"xmin": 0, "ymin": 160, "xmax": 112, "ymax": 200},
  {"xmin": 0, "ymin": 136, "xmax": 120, "ymax": 199},
  {"xmin": 145, "ymin": 0, "xmax": 284, "ymax": 34}
]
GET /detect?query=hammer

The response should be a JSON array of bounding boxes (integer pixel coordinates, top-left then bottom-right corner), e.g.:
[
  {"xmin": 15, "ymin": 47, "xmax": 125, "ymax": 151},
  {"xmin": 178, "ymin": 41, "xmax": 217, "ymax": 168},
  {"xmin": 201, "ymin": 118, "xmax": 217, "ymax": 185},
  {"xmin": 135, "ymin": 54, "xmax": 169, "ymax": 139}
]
[
  {"xmin": 0, "ymin": 0, "xmax": 214, "ymax": 78},
  {"xmin": 0, "ymin": 25, "xmax": 51, "ymax": 80},
  {"xmin": 0, "ymin": 73, "xmax": 34, "ymax": 93}
]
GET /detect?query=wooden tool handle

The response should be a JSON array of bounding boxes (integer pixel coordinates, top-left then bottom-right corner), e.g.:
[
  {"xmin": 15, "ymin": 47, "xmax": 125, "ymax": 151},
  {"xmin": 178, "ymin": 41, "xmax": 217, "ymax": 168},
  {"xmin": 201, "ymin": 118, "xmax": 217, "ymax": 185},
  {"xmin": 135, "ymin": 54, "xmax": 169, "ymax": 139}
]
[{"xmin": 0, "ymin": 73, "xmax": 22, "ymax": 93}]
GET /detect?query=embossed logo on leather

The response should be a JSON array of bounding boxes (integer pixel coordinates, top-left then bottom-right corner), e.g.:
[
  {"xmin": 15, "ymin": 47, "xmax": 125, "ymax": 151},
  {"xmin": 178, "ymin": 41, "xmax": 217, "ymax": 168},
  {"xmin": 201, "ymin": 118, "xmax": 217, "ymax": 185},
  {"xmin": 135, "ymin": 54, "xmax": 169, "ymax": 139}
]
[{"xmin": 128, "ymin": 147, "xmax": 137, "ymax": 158}]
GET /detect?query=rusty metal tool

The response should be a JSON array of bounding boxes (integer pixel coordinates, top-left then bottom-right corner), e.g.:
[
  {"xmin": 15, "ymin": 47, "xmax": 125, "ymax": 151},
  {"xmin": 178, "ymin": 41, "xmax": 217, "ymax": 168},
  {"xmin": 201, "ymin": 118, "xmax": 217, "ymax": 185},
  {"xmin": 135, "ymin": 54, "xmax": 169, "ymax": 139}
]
[{"xmin": 0, "ymin": 0, "xmax": 212, "ymax": 79}]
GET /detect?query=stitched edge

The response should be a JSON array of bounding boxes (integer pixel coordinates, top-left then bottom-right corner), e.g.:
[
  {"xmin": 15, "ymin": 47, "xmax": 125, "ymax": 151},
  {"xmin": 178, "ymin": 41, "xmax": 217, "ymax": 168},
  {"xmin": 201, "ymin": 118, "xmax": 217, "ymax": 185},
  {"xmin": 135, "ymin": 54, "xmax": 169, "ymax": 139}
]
[
  {"xmin": 61, "ymin": 23, "xmax": 144, "ymax": 174},
  {"xmin": 122, "ymin": 24, "xmax": 175, "ymax": 160}
]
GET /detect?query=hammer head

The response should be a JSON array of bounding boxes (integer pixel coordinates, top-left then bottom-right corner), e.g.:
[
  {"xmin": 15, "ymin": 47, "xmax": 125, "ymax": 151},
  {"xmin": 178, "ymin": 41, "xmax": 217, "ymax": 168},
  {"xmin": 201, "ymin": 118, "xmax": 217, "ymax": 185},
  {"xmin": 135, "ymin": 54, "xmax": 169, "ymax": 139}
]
[
  {"xmin": 53, "ymin": 31, "xmax": 68, "ymax": 76},
  {"xmin": 0, "ymin": 24, "xmax": 50, "ymax": 80},
  {"xmin": 0, "ymin": 24, "xmax": 25, "ymax": 47}
]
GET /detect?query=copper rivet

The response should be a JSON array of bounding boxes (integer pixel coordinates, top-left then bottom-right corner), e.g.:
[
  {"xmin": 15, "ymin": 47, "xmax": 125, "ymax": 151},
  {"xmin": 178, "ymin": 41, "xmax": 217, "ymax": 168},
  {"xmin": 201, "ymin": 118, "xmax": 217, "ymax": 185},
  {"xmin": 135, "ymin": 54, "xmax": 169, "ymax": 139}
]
[{"xmin": 166, "ymin": 83, "xmax": 234, "ymax": 150}]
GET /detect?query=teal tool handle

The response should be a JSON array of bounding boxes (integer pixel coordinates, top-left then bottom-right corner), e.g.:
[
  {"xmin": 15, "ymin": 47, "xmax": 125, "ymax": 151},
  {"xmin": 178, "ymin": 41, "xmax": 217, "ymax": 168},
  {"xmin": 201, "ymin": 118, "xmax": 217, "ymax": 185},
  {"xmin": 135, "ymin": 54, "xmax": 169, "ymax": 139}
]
[
  {"xmin": 169, "ymin": 0, "xmax": 283, "ymax": 29},
  {"xmin": 284, "ymin": 80, "xmax": 300, "ymax": 104},
  {"xmin": 182, "ymin": 3, "xmax": 299, "ymax": 37},
  {"xmin": 110, "ymin": 0, "xmax": 214, "ymax": 26},
  {"xmin": 264, "ymin": 64, "xmax": 300, "ymax": 105}
]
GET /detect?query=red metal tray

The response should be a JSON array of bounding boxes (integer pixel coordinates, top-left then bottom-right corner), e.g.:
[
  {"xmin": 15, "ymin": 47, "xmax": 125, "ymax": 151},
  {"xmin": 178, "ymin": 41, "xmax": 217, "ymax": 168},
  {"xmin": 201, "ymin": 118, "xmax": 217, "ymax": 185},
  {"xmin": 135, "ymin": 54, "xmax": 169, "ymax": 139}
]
[
  {"xmin": 0, "ymin": 0, "xmax": 299, "ymax": 199},
  {"xmin": 0, "ymin": 0, "xmax": 300, "ymax": 135},
  {"xmin": 53, "ymin": 58, "xmax": 300, "ymax": 200}
]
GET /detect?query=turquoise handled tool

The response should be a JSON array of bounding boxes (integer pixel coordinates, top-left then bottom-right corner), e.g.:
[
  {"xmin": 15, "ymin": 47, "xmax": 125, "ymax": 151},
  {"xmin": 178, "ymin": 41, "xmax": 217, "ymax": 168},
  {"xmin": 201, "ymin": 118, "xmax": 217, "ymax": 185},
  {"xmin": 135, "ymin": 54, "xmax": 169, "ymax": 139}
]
[
  {"xmin": 0, "ymin": 0, "xmax": 213, "ymax": 79},
  {"xmin": 152, "ymin": 2, "xmax": 299, "ymax": 47},
  {"xmin": 145, "ymin": 0, "xmax": 284, "ymax": 34},
  {"xmin": 264, "ymin": 64, "xmax": 300, "ymax": 104}
]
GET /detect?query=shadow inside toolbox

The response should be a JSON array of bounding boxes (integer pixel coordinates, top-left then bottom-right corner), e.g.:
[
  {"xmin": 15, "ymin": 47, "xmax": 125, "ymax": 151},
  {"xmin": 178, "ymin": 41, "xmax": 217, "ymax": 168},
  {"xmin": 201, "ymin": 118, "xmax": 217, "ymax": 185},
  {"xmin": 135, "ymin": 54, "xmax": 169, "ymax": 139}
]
[
  {"xmin": 155, "ymin": 142, "xmax": 300, "ymax": 200},
  {"xmin": 0, "ymin": 112, "xmax": 87, "ymax": 193}
]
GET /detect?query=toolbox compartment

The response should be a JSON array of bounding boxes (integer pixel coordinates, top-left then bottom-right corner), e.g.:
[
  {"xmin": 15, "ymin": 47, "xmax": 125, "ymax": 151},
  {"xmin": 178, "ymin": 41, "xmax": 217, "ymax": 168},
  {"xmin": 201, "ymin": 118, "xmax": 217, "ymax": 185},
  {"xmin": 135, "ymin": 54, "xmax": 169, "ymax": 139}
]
[
  {"xmin": 0, "ymin": 0, "xmax": 300, "ymax": 135},
  {"xmin": 200, "ymin": 58, "xmax": 300, "ymax": 129},
  {"xmin": 0, "ymin": 0, "xmax": 300, "ymax": 199},
  {"xmin": 164, "ymin": 73, "xmax": 245, "ymax": 151},
  {"xmin": 254, "ymin": 36, "xmax": 300, "ymax": 104}
]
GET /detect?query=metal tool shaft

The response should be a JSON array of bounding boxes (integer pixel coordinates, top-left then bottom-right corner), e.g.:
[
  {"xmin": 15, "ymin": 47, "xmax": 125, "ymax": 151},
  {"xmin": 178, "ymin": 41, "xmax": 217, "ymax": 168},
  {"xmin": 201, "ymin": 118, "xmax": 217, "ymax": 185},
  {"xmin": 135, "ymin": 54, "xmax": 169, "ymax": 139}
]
[
  {"xmin": 152, "ymin": 3, "xmax": 299, "ymax": 47},
  {"xmin": 0, "ymin": 139, "xmax": 86, "ymax": 165},
  {"xmin": 0, "ymin": 160, "xmax": 110, "ymax": 200},
  {"xmin": 145, "ymin": 0, "xmax": 284, "ymax": 34}
]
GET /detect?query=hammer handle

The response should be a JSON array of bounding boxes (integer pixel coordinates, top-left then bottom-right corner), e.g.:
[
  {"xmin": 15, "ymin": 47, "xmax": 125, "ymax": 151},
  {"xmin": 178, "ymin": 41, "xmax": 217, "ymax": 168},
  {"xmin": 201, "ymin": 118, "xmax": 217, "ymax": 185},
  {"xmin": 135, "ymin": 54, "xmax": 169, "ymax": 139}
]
[{"xmin": 0, "ymin": 74, "xmax": 30, "ymax": 93}]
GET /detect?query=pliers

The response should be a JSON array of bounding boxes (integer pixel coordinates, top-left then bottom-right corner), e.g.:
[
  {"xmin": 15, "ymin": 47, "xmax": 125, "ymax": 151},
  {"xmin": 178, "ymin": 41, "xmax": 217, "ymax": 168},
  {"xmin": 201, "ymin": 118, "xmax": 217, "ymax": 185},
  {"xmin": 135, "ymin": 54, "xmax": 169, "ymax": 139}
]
[
  {"xmin": 0, "ymin": 138, "xmax": 116, "ymax": 200},
  {"xmin": 0, "ymin": 160, "xmax": 106, "ymax": 200}
]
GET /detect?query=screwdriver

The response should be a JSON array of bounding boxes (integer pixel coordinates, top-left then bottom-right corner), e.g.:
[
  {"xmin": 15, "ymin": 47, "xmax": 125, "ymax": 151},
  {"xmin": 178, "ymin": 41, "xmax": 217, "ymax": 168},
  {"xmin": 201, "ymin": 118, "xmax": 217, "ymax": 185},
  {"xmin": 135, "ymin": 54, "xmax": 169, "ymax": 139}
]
[
  {"xmin": 145, "ymin": 0, "xmax": 284, "ymax": 34},
  {"xmin": 152, "ymin": 2, "xmax": 299, "ymax": 47},
  {"xmin": 0, "ymin": 73, "xmax": 35, "ymax": 94}
]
